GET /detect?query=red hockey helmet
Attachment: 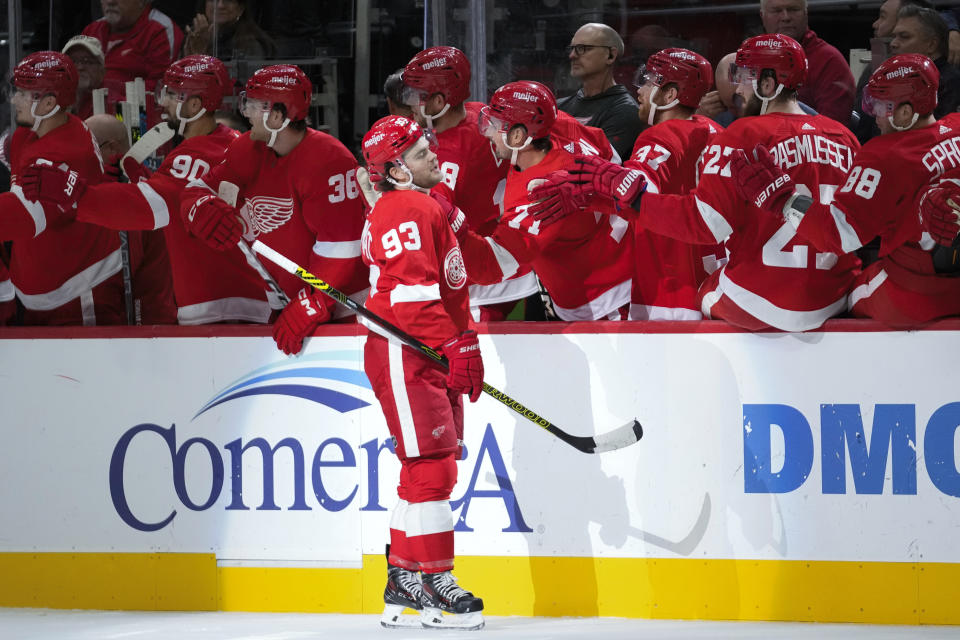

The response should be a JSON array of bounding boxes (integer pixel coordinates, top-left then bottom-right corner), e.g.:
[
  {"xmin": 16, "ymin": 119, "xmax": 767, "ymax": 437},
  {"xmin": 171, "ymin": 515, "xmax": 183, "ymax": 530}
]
[
  {"xmin": 480, "ymin": 81, "xmax": 557, "ymax": 140},
  {"xmin": 639, "ymin": 48, "xmax": 713, "ymax": 108},
  {"xmin": 734, "ymin": 34, "xmax": 807, "ymax": 90},
  {"xmin": 244, "ymin": 64, "xmax": 311, "ymax": 121},
  {"xmin": 362, "ymin": 115, "xmax": 425, "ymax": 184},
  {"xmin": 163, "ymin": 55, "xmax": 231, "ymax": 112},
  {"xmin": 402, "ymin": 46, "xmax": 471, "ymax": 107},
  {"xmin": 863, "ymin": 53, "xmax": 939, "ymax": 119},
  {"xmin": 12, "ymin": 51, "xmax": 78, "ymax": 107}
]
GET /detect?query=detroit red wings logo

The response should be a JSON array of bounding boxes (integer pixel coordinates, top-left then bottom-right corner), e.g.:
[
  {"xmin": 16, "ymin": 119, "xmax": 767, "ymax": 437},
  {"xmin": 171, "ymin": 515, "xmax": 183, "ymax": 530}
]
[
  {"xmin": 240, "ymin": 196, "xmax": 295, "ymax": 235},
  {"xmin": 444, "ymin": 246, "xmax": 467, "ymax": 290}
]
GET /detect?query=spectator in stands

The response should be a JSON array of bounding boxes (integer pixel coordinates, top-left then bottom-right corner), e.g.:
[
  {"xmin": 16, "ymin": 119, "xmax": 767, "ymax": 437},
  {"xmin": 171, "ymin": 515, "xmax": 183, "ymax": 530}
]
[
  {"xmin": 939, "ymin": 7, "xmax": 959, "ymax": 67},
  {"xmin": 697, "ymin": 52, "xmax": 738, "ymax": 125},
  {"xmin": 82, "ymin": 0, "xmax": 184, "ymax": 105},
  {"xmin": 61, "ymin": 35, "xmax": 105, "ymax": 121},
  {"xmin": 84, "ymin": 113, "xmax": 177, "ymax": 325},
  {"xmin": 852, "ymin": 0, "xmax": 933, "ymax": 144},
  {"xmin": 184, "ymin": 0, "xmax": 277, "ymax": 59},
  {"xmin": 891, "ymin": 5, "xmax": 960, "ymax": 117},
  {"xmin": 558, "ymin": 22, "xmax": 643, "ymax": 161},
  {"xmin": 759, "ymin": 0, "xmax": 855, "ymax": 124}
]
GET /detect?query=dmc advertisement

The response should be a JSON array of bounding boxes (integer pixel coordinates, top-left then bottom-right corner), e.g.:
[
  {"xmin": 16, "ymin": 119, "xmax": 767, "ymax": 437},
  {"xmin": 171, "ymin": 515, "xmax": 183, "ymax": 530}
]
[{"xmin": 1, "ymin": 329, "xmax": 958, "ymax": 567}]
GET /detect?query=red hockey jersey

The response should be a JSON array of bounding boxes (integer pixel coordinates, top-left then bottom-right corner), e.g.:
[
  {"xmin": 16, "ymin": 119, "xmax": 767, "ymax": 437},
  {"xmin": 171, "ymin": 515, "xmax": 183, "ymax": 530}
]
[
  {"xmin": 362, "ymin": 189, "xmax": 473, "ymax": 348},
  {"xmin": 551, "ymin": 110, "xmax": 617, "ymax": 161},
  {"xmin": 4, "ymin": 115, "xmax": 128, "ymax": 325},
  {"xmin": 431, "ymin": 102, "xmax": 539, "ymax": 309},
  {"xmin": 794, "ymin": 112, "xmax": 960, "ymax": 326},
  {"xmin": 75, "ymin": 124, "xmax": 273, "ymax": 324},
  {"xmin": 182, "ymin": 129, "xmax": 369, "ymax": 318},
  {"xmin": 0, "ymin": 259, "xmax": 14, "ymax": 325},
  {"xmin": 633, "ymin": 113, "xmax": 861, "ymax": 331},
  {"xmin": 461, "ymin": 147, "xmax": 632, "ymax": 321},
  {"xmin": 625, "ymin": 114, "xmax": 725, "ymax": 320}
]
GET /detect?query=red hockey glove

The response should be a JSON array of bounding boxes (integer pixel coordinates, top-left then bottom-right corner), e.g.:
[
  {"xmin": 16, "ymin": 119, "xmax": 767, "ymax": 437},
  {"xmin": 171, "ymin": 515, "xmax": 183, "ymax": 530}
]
[
  {"xmin": 731, "ymin": 144, "xmax": 794, "ymax": 214},
  {"xmin": 571, "ymin": 154, "xmax": 647, "ymax": 208},
  {"xmin": 919, "ymin": 180, "xmax": 960, "ymax": 247},
  {"xmin": 272, "ymin": 287, "xmax": 332, "ymax": 355},
  {"xmin": 527, "ymin": 170, "xmax": 592, "ymax": 227},
  {"xmin": 20, "ymin": 161, "xmax": 87, "ymax": 212},
  {"xmin": 121, "ymin": 155, "xmax": 152, "ymax": 184},
  {"xmin": 430, "ymin": 191, "xmax": 469, "ymax": 241},
  {"xmin": 186, "ymin": 194, "xmax": 244, "ymax": 251},
  {"xmin": 103, "ymin": 153, "xmax": 123, "ymax": 182},
  {"xmin": 442, "ymin": 330, "xmax": 484, "ymax": 403}
]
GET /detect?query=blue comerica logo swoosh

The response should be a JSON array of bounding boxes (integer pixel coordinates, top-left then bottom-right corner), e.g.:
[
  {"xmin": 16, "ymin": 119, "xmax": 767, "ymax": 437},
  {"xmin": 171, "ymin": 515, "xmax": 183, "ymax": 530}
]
[{"xmin": 194, "ymin": 349, "xmax": 372, "ymax": 419}]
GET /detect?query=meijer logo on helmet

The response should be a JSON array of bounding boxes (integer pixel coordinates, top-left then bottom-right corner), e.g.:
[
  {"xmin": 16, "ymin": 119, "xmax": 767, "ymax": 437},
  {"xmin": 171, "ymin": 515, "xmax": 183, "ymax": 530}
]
[
  {"xmin": 754, "ymin": 39, "xmax": 783, "ymax": 48},
  {"xmin": 885, "ymin": 66, "xmax": 914, "ymax": 80},
  {"xmin": 422, "ymin": 57, "xmax": 447, "ymax": 70},
  {"xmin": 512, "ymin": 92, "xmax": 538, "ymax": 103},
  {"xmin": 365, "ymin": 133, "xmax": 385, "ymax": 148},
  {"xmin": 183, "ymin": 64, "xmax": 209, "ymax": 73}
]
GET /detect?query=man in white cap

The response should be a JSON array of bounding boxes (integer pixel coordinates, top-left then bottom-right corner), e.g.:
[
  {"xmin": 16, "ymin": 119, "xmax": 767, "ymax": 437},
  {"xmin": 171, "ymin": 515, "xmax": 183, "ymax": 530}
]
[{"xmin": 61, "ymin": 35, "xmax": 105, "ymax": 120}]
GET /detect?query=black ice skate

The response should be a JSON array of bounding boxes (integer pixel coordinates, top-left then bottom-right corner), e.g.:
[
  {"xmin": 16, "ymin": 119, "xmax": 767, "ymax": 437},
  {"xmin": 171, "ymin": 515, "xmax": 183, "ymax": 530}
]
[
  {"xmin": 380, "ymin": 563, "xmax": 423, "ymax": 629},
  {"xmin": 419, "ymin": 570, "xmax": 484, "ymax": 630}
]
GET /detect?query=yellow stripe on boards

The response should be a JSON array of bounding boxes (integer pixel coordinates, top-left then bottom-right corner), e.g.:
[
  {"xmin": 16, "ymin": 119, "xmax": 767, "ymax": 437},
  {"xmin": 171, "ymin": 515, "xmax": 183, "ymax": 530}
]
[
  {"xmin": 2, "ymin": 552, "xmax": 959, "ymax": 625},
  {"xmin": 0, "ymin": 552, "xmax": 215, "ymax": 610}
]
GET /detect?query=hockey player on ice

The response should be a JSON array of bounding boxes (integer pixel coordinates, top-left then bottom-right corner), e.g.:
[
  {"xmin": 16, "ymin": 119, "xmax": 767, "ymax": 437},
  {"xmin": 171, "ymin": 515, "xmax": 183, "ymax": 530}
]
[
  {"xmin": 22, "ymin": 55, "xmax": 274, "ymax": 324},
  {"xmin": 360, "ymin": 115, "xmax": 490, "ymax": 630}
]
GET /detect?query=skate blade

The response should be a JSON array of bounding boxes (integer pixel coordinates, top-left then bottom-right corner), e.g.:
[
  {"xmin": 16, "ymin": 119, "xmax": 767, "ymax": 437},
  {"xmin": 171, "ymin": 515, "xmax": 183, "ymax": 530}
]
[
  {"xmin": 381, "ymin": 603, "xmax": 422, "ymax": 629},
  {"xmin": 420, "ymin": 607, "xmax": 485, "ymax": 630}
]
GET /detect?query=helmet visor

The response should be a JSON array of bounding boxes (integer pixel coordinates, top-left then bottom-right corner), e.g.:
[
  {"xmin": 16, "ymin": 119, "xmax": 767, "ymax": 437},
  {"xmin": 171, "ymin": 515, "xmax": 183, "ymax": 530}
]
[
  {"xmin": 477, "ymin": 107, "xmax": 508, "ymax": 136},
  {"xmin": 239, "ymin": 91, "xmax": 271, "ymax": 118},
  {"xmin": 400, "ymin": 84, "xmax": 429, "ymax": 108},
  {"xmin": 730, "ymin": 63, "xmax": 759, "ymax": 90},
  {"xmin": 861, "ymin": 88, "xmax": 895, "ymax": 119},
  {"xmin": 633, "ymin": 65, "xmax": 663, "ymax": 90}
]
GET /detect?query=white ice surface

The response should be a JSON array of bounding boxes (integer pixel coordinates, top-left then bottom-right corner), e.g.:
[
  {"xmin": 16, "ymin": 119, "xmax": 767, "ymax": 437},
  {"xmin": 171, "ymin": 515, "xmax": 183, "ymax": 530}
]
[{"xmin": 0, "ymin": 609, "xmax": 958, "ymax": 640}]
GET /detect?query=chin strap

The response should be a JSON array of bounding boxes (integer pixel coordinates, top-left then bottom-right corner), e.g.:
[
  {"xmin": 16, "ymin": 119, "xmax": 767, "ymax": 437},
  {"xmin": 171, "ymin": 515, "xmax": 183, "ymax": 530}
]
[
  {"xmin": 175, "ymin": 102, "xmax": 207, "ymax": 136},
  {"xmin": 501, "ymin": 131, "xmax": 532, "ymax": 167},
  {"xmin": 262, "ymin": 112, "xmax": 291, "ymax": 148},
  {"xmin": 753, "ymin": 79, "xmax": 785, "ymax": 116},
  {"xmin": 646, "ymin": 86, "xmax": 679, "ymax": 126},
  {"xmin": 30, "ymin": 101, "xmax": 60, "ymax": 132},
  {"xmin": 888, "ymin": 112, "xmax": 919, "ymax": 132},
  {"xmin": 385, "ymin": 159, "xmax": 414, "ymax": 189},
  {"xmin": 419, "ymin": 103, "xmax": 450, "ymax": 131}
]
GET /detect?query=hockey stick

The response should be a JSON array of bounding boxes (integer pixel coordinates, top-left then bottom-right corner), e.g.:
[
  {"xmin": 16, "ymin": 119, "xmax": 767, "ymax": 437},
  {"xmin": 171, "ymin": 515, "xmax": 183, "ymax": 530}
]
[
  {"xmin": 217, "ymin": 181, "xmax": 290, "ymax": 308},
  {"xmin": 121, "ymin": 122, "xmax": 175, "ymax": 174},
  {"xmin": 251, "ymin": 239, "xmax": 643, "ymax": 454}
]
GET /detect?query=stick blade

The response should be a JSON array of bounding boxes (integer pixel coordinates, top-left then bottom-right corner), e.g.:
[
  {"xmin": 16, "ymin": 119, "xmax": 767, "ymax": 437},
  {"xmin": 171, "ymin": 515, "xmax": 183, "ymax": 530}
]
[{"xmin": 590, "ymin": 419, "xmax": 643, "ymax": 454}]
